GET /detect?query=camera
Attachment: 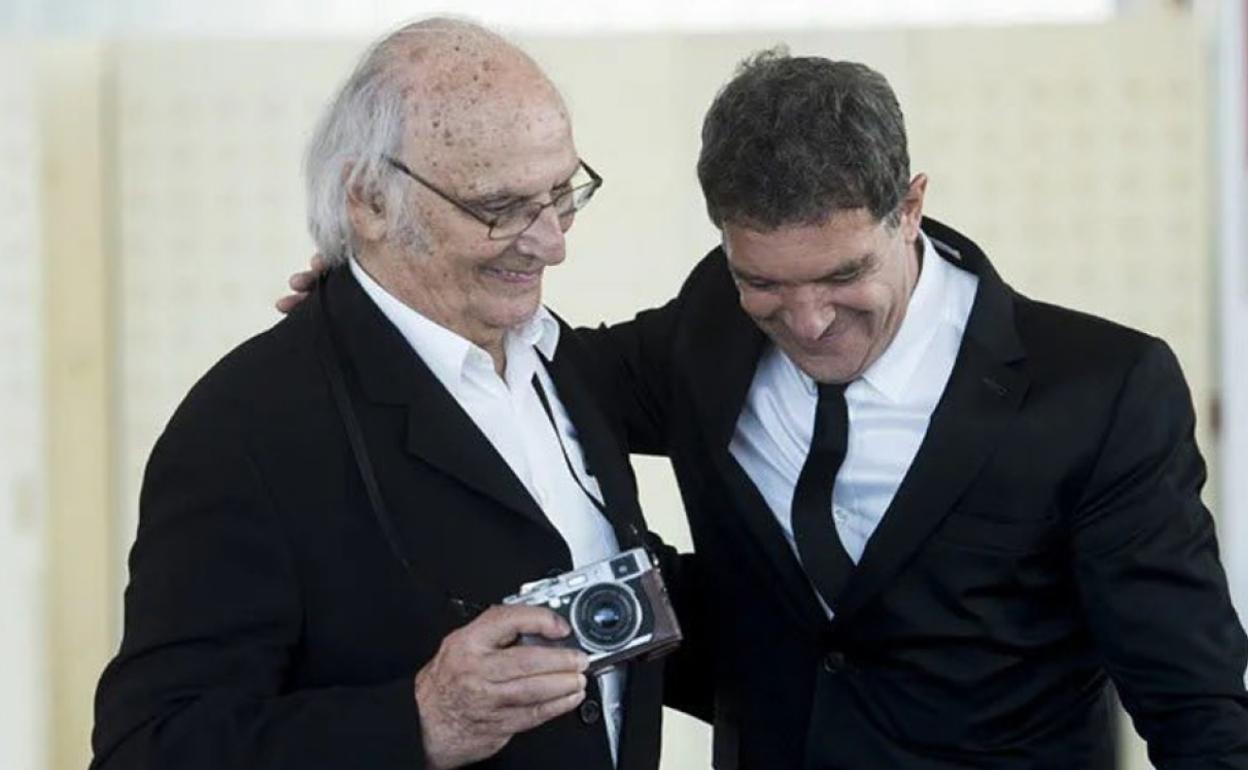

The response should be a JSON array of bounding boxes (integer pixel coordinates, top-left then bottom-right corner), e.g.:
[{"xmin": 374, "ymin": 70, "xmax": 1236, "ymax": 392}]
[{"xmin": 502, "ymin": 547, "xmax": 682, "ymax": 672}]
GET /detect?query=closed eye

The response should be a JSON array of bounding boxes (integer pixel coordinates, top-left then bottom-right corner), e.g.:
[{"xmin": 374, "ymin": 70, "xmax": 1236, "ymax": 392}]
[
  {"xmin": 825, "ymin": 269, "xmax": 863, "ymax": 285},
  {"xmin": 824, "ymin": 255, "xmax": 875, "ymax": 285},
  {"xmin": 475, "ymin": 179, "xmax": 575, "ymax": 217},
  {"xmin": 476, "ymin": 198, "xmax": 524, "ymax": 217},
  {"xmin": 740, "ymin": 277, "xmax": 779, "ymax": 291}
]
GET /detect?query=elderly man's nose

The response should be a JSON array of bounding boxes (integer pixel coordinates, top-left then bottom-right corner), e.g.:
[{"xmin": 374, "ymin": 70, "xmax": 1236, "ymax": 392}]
[{"xmin": 514, "ymin": 206, "xmax": 567, "ymax": 264}]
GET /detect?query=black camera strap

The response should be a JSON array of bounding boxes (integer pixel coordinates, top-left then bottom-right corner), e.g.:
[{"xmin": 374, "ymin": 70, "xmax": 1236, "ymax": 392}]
[
  {"xmin": 312, "ymin": 278, "xmax": 485, "ymax": 619},
  {"xmin": 530, "ymin": 369, "xmax": 607, "ymax": 516}
]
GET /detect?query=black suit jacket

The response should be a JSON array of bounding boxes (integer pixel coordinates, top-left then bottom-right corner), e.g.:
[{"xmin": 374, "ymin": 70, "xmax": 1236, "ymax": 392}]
[
  {"xmin": 584, "ymin": 218, "xmax": 1248, "ymax": 769},
  {"xmin": 90, "ymin": 267, "xmax": 675, "ymax": 770}
]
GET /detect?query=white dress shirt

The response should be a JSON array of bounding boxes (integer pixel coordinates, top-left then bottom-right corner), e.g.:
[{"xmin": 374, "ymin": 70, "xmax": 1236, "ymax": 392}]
[
  {"xmin": 350, "ymin": 259, "xmax": 625, "ymax": 760},
  {"xmin": 729, "ymin": 233, "xmax": 979, "ymax": 616}
]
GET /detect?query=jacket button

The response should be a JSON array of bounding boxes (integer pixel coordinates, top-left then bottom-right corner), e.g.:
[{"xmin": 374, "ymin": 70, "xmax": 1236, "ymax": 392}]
[
  {"xmin": 823, "ymin": 651, "xmax": 846, "ymax": 673},
  {"xmin": 579, "ymin": 698, "xmax": 602, "ymax": 725}
]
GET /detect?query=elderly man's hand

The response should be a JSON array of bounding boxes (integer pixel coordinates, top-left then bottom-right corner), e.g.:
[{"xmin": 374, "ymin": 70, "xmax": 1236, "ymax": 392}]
[
  {"xmin": 275, "ymin": 254, "xmax": 328, "ymax": 314},
  {"xmin": 414, "ymin": 604, "xmax": 590, "ymax": 770}
]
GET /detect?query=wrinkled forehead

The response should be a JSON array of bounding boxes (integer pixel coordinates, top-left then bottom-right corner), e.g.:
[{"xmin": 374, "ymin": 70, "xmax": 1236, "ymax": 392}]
[{"xmin": 396, "ymin": 36, "xmax": 577, "ymax": 196}]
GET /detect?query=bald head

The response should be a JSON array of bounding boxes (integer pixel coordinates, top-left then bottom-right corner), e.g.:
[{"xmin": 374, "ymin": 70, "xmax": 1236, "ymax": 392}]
[{"xmin": 305, "ymin": 17, "xmax": 574, "ymax": 264}]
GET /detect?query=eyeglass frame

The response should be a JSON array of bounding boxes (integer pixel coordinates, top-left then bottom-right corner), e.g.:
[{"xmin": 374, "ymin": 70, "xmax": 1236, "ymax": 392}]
[{"xmin": 382, "ymin": 155, "xmax": 603, "ymax": 240}]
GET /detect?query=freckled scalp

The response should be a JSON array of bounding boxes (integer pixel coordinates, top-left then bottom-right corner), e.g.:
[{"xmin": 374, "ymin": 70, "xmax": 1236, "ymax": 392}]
[
  {"xmin": 376, "ymin": 20, "xmax": 572, "ymax": 188},
  {"xmin": 382, "ymin": 19, "xmax": 566, "ymax": 132}
]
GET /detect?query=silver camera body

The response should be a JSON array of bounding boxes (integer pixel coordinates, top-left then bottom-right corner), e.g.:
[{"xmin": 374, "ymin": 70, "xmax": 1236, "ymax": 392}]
[{"xmin": 503, "ymin": 547, "xmax": 682, "ymax": 672}]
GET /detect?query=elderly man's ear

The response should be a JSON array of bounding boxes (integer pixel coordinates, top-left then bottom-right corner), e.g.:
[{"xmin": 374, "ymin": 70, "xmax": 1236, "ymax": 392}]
[{"xmin": 346, "ymin": 183, "xmax": 391, "ymax": 245}]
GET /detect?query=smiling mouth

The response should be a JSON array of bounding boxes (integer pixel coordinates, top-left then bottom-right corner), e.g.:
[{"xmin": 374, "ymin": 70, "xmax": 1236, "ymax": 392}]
[
  {"xmin": 819, "ymin": 324, "xmax": 850, "ymax": 340},
  {"xmin": 777, "ymin": 327, "xmax": 849, "ymax": 359},
  {"xmin": 797, "ymin": 323, "xmax": 848, "ymax": 346},
  {"xmin": 483, "ymin": 266, "xmax": 542, "ymax": 285}
]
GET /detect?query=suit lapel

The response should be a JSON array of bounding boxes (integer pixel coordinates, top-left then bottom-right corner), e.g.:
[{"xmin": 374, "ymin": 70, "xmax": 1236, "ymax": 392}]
[
  {"xmin": 830, "ymin": 219, "xmax": 1030, "ymax": 627},
  {"xmin": 322, "ymin": 267, "xmax": 556, "ymax": 535},
  {"xmin": 401, "ymin": 399, "xmax": 555, "ymax": 534},
  {"xmin": 686, "ymin": 250, "xmax": 831, "ymax": 633}
]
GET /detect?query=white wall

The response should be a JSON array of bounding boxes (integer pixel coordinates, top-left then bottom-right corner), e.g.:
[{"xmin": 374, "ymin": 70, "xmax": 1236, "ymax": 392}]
[
  {"xmin": 0, "ymin": 44, "xmax": 48, "ymax": 770},
  {"xmin": 4, "ymin": 0, "xmax": 1113, "ymax": 36},
  {"xmin": 1212, "ymin": 0, "xmax": 1248, "ymax": 656}
]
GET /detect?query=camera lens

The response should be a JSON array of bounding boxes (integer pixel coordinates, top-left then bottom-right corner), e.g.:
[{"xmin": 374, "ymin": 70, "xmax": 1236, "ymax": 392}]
[{"xmin": 571, "ymin": 582, "xmax": 641, "ymax": 652}]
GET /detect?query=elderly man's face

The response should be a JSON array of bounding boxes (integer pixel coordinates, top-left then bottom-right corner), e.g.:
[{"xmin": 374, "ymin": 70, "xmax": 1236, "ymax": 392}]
[
  {"xmin": 360, "ymin": 50, "xmax": 579, "ymax": 351},
  {"xmin": 724, "ymin": 176, "xmax": 927, "ymax": 384}
]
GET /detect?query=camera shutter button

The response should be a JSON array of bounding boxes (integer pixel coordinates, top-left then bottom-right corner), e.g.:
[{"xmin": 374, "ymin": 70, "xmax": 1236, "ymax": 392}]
[{"xmin": 579, "ymin": 698, "xmax": 602, "ymax": 725}]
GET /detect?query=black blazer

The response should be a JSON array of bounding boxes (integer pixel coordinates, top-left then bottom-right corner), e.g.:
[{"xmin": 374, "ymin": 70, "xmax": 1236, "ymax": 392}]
[
  {"xmin": 90, "ymin": 267, "xmax": 674, "ymax": 770},
  {"xmin": 584, "ymin": 218, "xmax": 1248, "ymax": 769}
]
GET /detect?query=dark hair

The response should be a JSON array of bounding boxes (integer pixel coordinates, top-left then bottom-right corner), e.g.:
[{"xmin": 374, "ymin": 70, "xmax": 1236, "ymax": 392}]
[{"xmin": 697, "ymin": 48, "xmax": 910, "ymax": 230}]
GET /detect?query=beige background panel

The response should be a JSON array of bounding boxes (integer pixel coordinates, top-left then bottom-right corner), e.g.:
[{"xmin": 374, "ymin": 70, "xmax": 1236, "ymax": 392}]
[
  {"xmin": 0, "ymin": 43, "xmax": 49, "ymax": 770},
  {"xmin": 39, "ymin": 42, "xmax": 115, "ymax": 770}
]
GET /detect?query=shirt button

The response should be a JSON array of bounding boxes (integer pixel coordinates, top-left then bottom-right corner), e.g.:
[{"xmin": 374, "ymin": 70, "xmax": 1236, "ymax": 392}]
[
  {"xmin": 579, "ymin": 698, "xmax": 602, "ymax": 725},
  {"xmin": 823, "ymin": 650, "xmax": 847, "ymax": 673}
]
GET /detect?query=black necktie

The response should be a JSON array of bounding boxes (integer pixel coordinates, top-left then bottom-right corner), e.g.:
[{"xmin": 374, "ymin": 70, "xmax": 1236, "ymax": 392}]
[{"xmin": 792, "ymin": 382, "xmax": 855, "ymax": 610}]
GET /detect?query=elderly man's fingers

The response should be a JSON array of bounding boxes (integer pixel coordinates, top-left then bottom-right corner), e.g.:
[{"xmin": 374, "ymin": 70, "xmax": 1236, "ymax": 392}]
[
  {"xmin": 490, "ymin": 690, "xmax": 587, "ymax": 735},
  {"xmin": 482, "ymin": 643, "xmax": 588, "ymax": 683},
  {"xmin": 471, "ymin": 604, "xmax": 574, "ymax": 648},
  {"xmin": 492, "ymin": 671, "xmax": 587, "ymax": 708}
]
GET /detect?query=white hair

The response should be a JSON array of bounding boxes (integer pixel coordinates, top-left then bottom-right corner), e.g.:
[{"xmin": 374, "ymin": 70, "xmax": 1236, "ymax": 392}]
[{"xmin": 305, "ymin": 19, "xmax": 497, "ymax": 265}]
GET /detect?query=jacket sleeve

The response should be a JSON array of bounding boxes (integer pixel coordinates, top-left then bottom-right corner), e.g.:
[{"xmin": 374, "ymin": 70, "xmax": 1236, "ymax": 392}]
[
  {"xmin": 90, "ymin": 394, "xmax": 427, "ymax": 770},
  {"xmin": 574, "ymin": 294, "xmax": 684, "ymax": 457},
  {"xmin": 1071, "ymin": 339, "xmax": 1248, "ymax": 769},
  {"xmin": 643, "ymin": 532, "xmax": 714, "ymax": 723}
]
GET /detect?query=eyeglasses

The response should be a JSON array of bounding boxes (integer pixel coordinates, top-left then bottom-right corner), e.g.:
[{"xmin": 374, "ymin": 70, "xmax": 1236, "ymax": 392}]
[{"xmin": 383, "ymin": 155, "xmax": 603, "ymax": 240}]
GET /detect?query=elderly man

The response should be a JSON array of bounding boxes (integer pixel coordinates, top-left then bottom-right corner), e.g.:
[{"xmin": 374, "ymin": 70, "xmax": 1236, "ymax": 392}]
[{"xmin": 90, "ymin": 19, "xmax": 691, "ymax": 770}]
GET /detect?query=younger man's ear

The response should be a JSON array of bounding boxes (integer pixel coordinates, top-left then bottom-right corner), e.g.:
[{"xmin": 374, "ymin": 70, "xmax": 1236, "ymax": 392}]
[{"xmin": 899, "ymin": 173, "xmax": 928, "ymax": 240}]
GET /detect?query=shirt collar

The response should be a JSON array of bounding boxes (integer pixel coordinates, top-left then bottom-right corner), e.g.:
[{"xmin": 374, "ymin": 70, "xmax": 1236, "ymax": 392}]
[
  {"xmin": 349, "ymin": 258, "xmax": 560, "ymax": 393},
  {"xmin": 513, "ymin": 303, "xmax": 560, "ymax": 362},
  {"xmin": 783, "ymin": 230, "xmax": 952, "ymax": 402}
]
